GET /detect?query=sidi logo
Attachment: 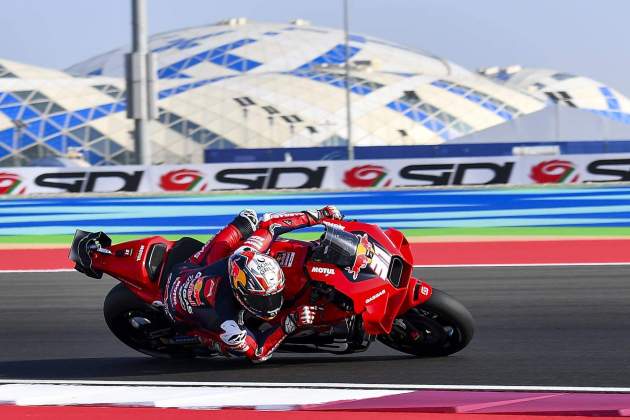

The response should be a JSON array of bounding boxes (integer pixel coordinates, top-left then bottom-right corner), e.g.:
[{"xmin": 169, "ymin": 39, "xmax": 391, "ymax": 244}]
[{"xmin": 311, "ymin": 266, "xmax": 335, "ymax": 276}]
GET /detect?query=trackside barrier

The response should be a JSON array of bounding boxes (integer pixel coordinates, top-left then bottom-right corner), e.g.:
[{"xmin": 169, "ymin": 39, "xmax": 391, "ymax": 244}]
[{"xmin": 1, "ymin": 153, "xmax": 630, "ymax": 195}]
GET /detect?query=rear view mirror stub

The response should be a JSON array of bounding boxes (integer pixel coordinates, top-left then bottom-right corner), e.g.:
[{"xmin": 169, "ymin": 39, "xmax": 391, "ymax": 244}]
[{"xmin": 69, "ymin": 229, "xmax": 111, "ymax": 279}]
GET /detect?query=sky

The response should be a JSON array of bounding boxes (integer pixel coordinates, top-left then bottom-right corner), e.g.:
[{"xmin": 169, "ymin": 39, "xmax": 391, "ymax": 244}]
[{"xmin": 0, "ymin": 0, "xmax": 627, "ymax": 94}]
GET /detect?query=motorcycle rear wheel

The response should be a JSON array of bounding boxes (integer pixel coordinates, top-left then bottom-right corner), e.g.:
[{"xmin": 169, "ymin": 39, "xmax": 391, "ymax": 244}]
[
  {"xmin": 378, "ymin": 288, "xmax": 474, "ymax": 357},
  {"xmin": 103, "ymin": 284, "xmax": 196, "ymax": 358}
]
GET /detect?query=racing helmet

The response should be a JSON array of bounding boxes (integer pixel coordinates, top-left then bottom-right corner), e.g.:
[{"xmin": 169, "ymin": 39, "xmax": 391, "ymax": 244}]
[{"xmin": 228, "ymin": 249, "xmax": 285, "ymax": 320}]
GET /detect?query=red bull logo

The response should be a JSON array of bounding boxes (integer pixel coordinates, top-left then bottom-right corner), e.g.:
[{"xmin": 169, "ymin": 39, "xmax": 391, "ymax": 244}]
[
  {"xmin": 230, "ymin": 259, "xmax": 247, "ymax": 290},
  {"xmin": 0, "ymin": 172, "xmax": 25, "ymax": 195},
  {"xmin": 346, "ymin": 233, "xmax": 375, "ymax": 280}
]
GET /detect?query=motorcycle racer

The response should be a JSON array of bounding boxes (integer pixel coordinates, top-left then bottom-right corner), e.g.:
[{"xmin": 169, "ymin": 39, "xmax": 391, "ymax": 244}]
[{"xmin": 161, "ymin": 205, "xmax": 343, "ymax": 362}]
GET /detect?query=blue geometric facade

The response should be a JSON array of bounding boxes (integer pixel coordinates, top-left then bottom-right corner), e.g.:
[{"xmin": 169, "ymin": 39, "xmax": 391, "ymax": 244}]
[{"xmin": 0, "ymin": 20, "xmax": 628, "ymax": 167}]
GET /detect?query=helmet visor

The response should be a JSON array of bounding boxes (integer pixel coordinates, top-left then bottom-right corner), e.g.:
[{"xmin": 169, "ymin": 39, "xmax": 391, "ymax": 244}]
[{"xmin": 242, "ymin": 291, "xmax": 284, "ymax": 319}]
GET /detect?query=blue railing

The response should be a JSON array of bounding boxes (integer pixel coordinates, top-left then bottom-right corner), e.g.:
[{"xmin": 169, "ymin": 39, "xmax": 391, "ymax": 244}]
[{"xmin": 204, "ymin": 140, "xmax": 630, "ymax": 163}]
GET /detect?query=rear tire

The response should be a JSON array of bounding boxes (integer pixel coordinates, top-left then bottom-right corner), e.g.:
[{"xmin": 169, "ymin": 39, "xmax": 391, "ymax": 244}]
[
  {"xmin": 378, "ymin": 288, "xmax": 474, "ymax": 357},
  {"xmin": 103, "ymin": 284, "xmax": 196, "ymax": 358}
]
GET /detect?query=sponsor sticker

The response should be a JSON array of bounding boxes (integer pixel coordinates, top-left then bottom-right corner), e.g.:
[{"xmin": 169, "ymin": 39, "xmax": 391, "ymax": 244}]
[
  {"xmin": 530, "ymin": 160, "xmax": 579, "ymax": 183},
  {"xmin": 365, "ymin": 289, "xmax": 386, "ymax": 304},
  {"xmin": 343, "ymin": 165, "xmax": 392, "ymax": 188},
  {"xmin": 0, "ymin": 172, "xmax": 25, "ymax": 195},
  {"xmin": 346, "ymin": 233, "xmax": 375, "ymax": 280},
  {"xmin": 160, "ymin": 169, "xmax": 208, "ymax": 191},
  {"xmin": 202, "ymin": 276, "xmax": 219, "ymax": 305},
  {"xmin": 136, "ymin": 245, "xmax": 145, "ymax": 262},
  {"xmin": 311, "ymin": 266, "xmax": 335, "ymax": 276},
  {"xmin": 180, "ymin": 271, "xmax": 203, "ymax": 313},
  {"xmin": 323, "ymin": 220, "xmax": 345, "ymax": 230},
  {"xmin": 275, "ymin": 251, "xmax": 295, "ymax": 268},
  {"xmin": 262, "ymin": 212, "xmax": 303, "ymax": 221}
]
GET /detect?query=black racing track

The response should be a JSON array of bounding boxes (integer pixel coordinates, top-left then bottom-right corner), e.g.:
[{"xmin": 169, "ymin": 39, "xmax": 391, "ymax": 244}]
[{"xmin": 1, "ymin": 266, "xmax": 629, "ymax": 387}]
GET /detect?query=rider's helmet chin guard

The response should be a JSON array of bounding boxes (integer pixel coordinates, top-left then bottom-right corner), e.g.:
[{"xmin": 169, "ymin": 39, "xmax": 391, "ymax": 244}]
[{"xmin": 229, "ymin": 250, "xmax": 285, "ymax": 320}]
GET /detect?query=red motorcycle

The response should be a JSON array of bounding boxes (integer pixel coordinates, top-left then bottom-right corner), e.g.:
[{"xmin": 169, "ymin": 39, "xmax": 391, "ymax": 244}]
[{"xmin": 70, "ymin": 220, "xmax": 474, "ymax": 358}]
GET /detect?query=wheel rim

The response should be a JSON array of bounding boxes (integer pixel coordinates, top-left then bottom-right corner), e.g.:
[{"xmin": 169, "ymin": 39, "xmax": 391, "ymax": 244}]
[
  {"xmin": 383, "ymin": 307, "xmax": 464, "ymax": 354},
  {"xmin": 111, "ymin": 309, "xmax": 171, "ymax": 352}
]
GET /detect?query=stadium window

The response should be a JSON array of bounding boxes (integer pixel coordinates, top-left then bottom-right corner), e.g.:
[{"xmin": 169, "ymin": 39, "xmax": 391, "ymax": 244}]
[
  {"xmin": 449, "ymin": 85, "xmax": 467, "ymax": 95},
  {"xmin": 472, "ymin": 90, "xmax": 488, "ymax": 100},
  {"xmin": 551, "ymin": 73, "xmax": 575, "ymax": 81},
  {"xmin": 419, "ymin": 103, "xmax": 439, "ymax": 114},
  {"xmin": 48, "ymin": 103, "xmax": 66, "ymax": 114},
  {"xmin": 432, "ymin": 79, "xmax": 451, "ymax": 88},
  {"xmin": 234, "ymin": 96, "xmax": 256, "ymax": 106},
  {"xmin": 262, "ymin": 105, "xmax": 279, "ymax": 115},
  {"xmin": 70, "ymin": 126, "xmax": 88, "ymax": 140},
  {"xmin": 487, "ymin": 98, "xmax": 503, "ymax": 108},
  {"xmin": 365, "ymin": 81, "xmax": 384, "ymax": 90},
  {"xmin": 504, "ymin": 105, "xmax": 519, "ymax": 115},
  {"xmin": 31, "ymin": 102, "xmax": 49, "ymax": 113},
  {"xmin": 402, "ymin": 90, "xmax": 420, "ymax": 104},
  {"xmin": 281, "ymin": 115, "xmax": 302, "ymax": 123},
  {"xmin": 435, "ymin": 112, "xmax": 456, "ymax": 124},
  {"xmin": 453, "ymin": 121, "xmax": 473, "ymax": 134},
  {"xmin": 31, "ymin": 92, "xmax": 48, "ymax": 102},
  {"xmin": 171, "ymin": 121, "xmax": 184, "ymax": 134},
  {"xmin": 13, "ymin": 91, "xmax": 33, "ymax": 100},
  {"xmin": 158, "ymin": 111, "xmax": 170, "ymax": 124}
]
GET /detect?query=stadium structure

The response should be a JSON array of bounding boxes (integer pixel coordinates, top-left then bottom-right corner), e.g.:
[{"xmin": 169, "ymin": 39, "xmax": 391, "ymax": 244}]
[{"xmin": 0, "ymin": 18, "xmax": 629, "ymax": 166}]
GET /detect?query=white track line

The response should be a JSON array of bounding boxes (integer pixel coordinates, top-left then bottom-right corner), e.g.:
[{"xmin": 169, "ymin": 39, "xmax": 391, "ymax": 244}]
[{"xmin": 1, "ymin": 380, "xmax": 629, "ymax": 393}]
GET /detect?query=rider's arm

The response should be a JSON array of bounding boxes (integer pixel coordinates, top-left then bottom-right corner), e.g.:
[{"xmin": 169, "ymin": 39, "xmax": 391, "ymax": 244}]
[
  {"xmin": 188, "ymin": 209, "xmax": 258, "ymax": 265},
  {"xmin": 241, "ymin": 206, "xmax": 342, "ymax": 253},
  {"xmin": 217, "ymin": 306, "xmax": 317, "ymax": 362}
]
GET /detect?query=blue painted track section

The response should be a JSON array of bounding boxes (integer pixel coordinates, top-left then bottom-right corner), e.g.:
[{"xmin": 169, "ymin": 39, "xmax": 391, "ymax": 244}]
[{"xmin": 1, "ymin": 186, "xmax": 630, "ymax": 236}]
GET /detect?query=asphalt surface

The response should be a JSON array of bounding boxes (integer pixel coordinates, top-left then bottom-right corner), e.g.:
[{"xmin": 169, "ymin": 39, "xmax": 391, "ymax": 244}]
[{"xmin": 1, "ymin": 266, "xmax": 629, "ymax": 387}]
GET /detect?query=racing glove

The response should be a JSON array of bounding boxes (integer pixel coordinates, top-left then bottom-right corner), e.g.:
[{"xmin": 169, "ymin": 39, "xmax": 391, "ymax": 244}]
[
  {"xmin": 318, "ymin": 205, "xmax": 342, "ymax": 220},
  {"xmin": 282, "ymin": 305, "xmax": 318, "ymax": 335},
  {"xmin": 231, "ymin": 209, "xmax": 258, "ymax": 238},
  {"xmin": 304, "ymin": 205, "xmax": 343, "ymax": 223}
]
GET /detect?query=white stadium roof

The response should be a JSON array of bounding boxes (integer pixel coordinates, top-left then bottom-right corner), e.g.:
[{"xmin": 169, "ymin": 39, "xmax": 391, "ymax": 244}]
[{"xmin": 0, "ymin": 18, "xmax": 628, "ymax": 166}]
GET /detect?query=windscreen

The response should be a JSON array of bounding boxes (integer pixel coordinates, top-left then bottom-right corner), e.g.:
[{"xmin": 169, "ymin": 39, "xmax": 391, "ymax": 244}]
[{"xmin": 317, "ymin": 225, "xmax": 359, "ymax": 267}]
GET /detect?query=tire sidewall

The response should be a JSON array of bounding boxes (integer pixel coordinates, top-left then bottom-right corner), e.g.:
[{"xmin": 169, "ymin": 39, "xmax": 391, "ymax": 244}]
[
  {"xmin": 103, "ymin": 283, "xmax": 194, "ymax": 358},
  {"xmin": 378, "ymin": 288, "xmax": 475, "ymax": 357}
]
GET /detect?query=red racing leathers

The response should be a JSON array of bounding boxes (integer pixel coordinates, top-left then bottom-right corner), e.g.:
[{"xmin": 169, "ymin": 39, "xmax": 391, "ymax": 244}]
[{"xmin": 162, "ymin": 209, "xmax": 334, "ymax": 362}]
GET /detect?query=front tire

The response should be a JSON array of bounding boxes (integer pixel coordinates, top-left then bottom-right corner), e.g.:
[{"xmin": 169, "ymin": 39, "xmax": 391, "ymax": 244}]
[
  {"xmin": 378, "ymin": 288, "xmax": 474, "ymax": 357},
  {"xmin": 103, "ymin": 284, "xmax": 195, "ymax": 358}
]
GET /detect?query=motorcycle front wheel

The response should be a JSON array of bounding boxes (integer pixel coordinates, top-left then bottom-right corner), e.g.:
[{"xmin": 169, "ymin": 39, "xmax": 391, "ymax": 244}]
[{"xmin": 378, "ymin": 288, "xmax": 474, "ymax": 357}]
